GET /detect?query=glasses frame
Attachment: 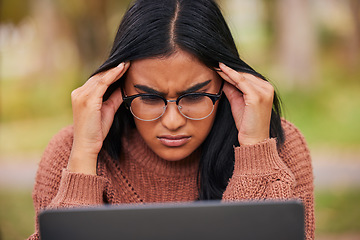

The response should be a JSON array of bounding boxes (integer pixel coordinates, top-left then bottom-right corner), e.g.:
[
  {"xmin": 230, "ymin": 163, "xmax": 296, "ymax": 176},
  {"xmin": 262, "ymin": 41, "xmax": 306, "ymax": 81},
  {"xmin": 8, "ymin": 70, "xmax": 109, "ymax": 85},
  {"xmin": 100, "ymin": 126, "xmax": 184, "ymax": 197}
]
[{"xmin": 121, "ymin": 81, "xmax": 224, "ymax": 121}]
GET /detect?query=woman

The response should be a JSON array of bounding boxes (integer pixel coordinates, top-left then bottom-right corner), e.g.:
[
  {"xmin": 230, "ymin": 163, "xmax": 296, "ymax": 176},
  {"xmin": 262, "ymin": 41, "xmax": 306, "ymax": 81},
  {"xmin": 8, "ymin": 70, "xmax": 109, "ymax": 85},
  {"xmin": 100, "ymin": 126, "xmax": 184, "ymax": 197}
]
[{"xmin": 29, "ymin": 0, "xmax": 314, "ymax": 239}]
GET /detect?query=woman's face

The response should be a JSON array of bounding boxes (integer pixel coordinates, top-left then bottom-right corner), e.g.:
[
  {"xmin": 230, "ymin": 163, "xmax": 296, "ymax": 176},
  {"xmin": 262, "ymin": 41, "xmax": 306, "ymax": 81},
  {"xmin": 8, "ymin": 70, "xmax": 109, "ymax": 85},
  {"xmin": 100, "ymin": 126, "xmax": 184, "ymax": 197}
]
[{"xmin": 124, "ymin": 51, "xmax": 222, "ymax": 161}]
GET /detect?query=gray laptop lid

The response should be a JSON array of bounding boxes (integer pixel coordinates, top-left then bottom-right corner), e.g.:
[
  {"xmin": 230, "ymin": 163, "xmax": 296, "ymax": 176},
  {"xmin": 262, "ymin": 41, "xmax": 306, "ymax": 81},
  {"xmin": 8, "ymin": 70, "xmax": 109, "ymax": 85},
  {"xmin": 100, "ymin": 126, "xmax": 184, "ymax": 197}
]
[{"xmin": 39, "ymin": 200, "xmax": 304, "ymax": 240}]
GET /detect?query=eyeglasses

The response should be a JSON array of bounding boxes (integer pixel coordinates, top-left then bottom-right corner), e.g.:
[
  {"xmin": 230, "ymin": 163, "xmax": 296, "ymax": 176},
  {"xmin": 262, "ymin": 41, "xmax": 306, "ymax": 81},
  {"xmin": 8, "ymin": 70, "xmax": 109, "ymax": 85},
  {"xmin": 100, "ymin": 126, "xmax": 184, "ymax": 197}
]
[{"xmin": 121, "ymin": 82, "xmax": 223, "ymax": 121}]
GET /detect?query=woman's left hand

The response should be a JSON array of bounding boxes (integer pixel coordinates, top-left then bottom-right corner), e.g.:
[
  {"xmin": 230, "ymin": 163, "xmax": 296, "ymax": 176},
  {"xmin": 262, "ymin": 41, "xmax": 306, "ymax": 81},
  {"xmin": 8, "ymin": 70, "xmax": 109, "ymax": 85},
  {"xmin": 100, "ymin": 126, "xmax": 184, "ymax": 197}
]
[{"xmin": 217, "ymin": 63, "xmax": 274, "ymax": 145}]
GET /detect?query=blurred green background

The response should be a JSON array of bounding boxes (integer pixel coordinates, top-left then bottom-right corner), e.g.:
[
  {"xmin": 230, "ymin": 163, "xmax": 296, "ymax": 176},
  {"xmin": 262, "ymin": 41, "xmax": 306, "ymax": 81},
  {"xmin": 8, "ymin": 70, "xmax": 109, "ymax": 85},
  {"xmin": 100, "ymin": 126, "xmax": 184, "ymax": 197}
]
[{"xmin": 1, "ymin": 0, "xmax": 360, "ymax": 239}]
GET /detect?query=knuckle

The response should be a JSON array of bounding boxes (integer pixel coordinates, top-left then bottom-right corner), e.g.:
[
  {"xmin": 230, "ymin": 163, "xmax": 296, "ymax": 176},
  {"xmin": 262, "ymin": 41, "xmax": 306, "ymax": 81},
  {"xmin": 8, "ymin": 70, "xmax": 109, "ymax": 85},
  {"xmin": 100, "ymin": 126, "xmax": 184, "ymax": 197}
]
[
  {"xmin": 237, "ymin": 74, "xmax": 246, "ymax": 82},
  {"xmin": 267, "ymin": 87, "xmax": 275, "ymax": 100},
  {"xmin": 71, "ymin": 89, "xmax": 80, "ymax": 101},
  {"xmin": 265, "ymin": 82, "xmax": 274, "ymax": 92},
  {"xmin": 262, "ymin": 82, "xmax": 274, "ymax": 99},
  {"xmin": 255, "ymin": 92, "xmax": 270, "ymax": 104},
  {"xmin": 268, "ymin": 90, "xmax": 275, "ymax": 99},
  {"xmin": 71, "ymin": 88, "xmax": 87, "ymax": 106},
  {"xmin": 252, "ymin": 94, "xmax": 262, "ymax": 104}
]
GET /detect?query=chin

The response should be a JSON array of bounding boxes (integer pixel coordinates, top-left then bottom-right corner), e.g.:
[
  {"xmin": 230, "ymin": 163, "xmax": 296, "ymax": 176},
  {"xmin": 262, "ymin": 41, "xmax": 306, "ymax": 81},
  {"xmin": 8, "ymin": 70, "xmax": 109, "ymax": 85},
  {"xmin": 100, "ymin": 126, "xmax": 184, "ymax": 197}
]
[
  {"xmin": 154, "ymin": 147, "xmax": 194, "ymax": 162},
  {"xmin": 157, "ymin": 152, "xmax": 190, "ymax": 161}
]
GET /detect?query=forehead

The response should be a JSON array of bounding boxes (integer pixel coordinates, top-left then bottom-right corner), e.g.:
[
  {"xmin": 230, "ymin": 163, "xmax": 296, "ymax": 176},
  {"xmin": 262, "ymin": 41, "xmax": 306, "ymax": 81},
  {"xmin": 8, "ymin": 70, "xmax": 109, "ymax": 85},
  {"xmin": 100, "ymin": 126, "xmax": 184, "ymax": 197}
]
[{"xmin": 125, "ymin": 51, "xmax": 220, "ymax": 93}]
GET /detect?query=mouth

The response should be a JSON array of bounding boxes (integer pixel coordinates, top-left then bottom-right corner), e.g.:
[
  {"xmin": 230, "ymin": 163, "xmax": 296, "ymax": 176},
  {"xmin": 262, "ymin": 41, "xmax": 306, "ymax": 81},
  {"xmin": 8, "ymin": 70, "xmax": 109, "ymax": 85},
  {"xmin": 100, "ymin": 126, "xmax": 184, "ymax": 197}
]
[{"xmin": 157, "ymin": 135, "xmax": 191, "ymax": 147}]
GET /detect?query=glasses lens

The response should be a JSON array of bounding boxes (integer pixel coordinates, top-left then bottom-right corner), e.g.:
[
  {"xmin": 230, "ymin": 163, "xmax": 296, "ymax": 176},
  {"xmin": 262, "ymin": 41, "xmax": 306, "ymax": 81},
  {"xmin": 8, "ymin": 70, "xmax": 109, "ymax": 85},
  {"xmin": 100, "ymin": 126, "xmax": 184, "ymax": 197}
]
[
  {"xmin": 179, "ymin": 94, "xmax": 214, "ymax": 120},
  {"xmin": 130, "ymin": 95, "xmax": 165, "ymax": 121}
]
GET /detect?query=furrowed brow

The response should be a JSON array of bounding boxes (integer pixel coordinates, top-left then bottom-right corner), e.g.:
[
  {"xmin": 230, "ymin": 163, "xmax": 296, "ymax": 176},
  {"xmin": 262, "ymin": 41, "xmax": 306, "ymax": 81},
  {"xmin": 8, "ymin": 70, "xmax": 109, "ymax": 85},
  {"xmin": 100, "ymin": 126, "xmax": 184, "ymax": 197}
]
[
  {"xmin": 178, "ymin": 80, "xmax": 212, "ymax": 95},
  {"xmin": 134, "ymin": 80, "xmax": 212, "ymax": 96},
  {"xmin": 134, "ymin": 85, "xmax": 164, "ymax": 95}
]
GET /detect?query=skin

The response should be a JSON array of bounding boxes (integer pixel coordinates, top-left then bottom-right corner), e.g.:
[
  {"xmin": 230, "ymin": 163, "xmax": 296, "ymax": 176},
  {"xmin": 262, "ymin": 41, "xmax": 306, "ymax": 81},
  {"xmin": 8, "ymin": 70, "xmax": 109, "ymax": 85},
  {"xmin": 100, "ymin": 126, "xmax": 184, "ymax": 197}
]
[
  {"xmin": 67, "ymin": 50, "xmax": 274, "ymax": 175},
  {"xmin": 123, "ymin": 51, "xmax": 222, "ymax": 161}
]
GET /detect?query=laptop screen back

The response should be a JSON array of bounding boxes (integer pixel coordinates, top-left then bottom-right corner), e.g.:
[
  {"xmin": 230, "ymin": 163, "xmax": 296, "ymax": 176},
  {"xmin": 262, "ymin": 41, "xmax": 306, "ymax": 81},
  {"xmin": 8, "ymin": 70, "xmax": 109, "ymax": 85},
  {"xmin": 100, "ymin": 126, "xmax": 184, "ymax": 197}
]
[{"xmin": 39, "ymin": 200, "xmax": 304, "ymax": 240}]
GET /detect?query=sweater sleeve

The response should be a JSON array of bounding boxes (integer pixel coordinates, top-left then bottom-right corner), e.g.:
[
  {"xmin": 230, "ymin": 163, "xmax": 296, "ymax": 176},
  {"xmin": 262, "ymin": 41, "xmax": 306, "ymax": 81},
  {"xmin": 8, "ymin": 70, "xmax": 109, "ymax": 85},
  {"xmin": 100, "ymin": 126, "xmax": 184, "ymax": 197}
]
[
  {"xmin": 222, "ymin": 138, "xmax": 295, "ymax": 200},
  {"xmin": 27, "ymin": 126, "xmax": 106, "ymax": 240},
  {"xmin": 278, "ymin": 120, "xmax": 315, "ymax": 240},
  {"xmin": 222, "ymin": 119, "xmax": 314, "ymax": 240}
]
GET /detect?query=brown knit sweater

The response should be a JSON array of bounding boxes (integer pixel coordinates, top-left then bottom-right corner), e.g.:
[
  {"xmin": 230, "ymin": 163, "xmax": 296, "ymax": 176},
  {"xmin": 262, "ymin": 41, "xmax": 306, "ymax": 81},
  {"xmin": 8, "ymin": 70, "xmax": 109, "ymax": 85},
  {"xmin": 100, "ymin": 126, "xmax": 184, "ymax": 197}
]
[{"xmin": 28, "ymin": 119, "xmax": 314, "ymax": 239}]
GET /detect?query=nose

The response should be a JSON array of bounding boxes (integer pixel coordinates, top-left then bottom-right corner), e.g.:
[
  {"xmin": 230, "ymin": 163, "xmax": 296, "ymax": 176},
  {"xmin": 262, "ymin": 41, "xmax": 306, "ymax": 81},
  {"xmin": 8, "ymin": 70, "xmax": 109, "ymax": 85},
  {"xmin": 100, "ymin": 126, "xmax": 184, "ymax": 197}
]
[{"xmin": 160, "ymin": 101, "xmax": 187, "ymax": 131}]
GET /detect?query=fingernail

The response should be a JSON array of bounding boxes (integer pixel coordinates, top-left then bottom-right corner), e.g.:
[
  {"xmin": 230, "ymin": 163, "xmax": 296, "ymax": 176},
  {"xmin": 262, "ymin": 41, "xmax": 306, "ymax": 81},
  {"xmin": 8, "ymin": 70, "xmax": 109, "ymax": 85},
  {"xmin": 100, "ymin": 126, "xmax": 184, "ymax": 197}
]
[
  {"xmin": 117, "ymin": 62, "xmax": 125, "ymax": 68},
  {"xmin": 219, "ymin": 62, "xmax": 225, "ymax": 68}
]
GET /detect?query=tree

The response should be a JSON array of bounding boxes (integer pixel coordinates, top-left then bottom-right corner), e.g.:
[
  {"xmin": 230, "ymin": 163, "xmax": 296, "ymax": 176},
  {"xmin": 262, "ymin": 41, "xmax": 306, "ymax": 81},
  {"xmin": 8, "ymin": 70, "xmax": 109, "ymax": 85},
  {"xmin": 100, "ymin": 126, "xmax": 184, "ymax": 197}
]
[{"xmin": 271, "ymin": 0, "xmax": 317, "ymax": 88}]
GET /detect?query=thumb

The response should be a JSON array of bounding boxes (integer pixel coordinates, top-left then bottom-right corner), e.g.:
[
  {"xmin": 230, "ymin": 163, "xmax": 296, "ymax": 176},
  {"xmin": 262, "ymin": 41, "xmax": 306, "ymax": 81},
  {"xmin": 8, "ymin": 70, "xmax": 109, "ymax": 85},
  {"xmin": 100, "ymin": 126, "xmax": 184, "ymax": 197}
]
[
  {"xmin": 222, "ymin": 82, "xmax": 245, "ymax": 131},
  {"xmin": 101, "ymin": 87, "xmax": 123, "ymax": 136},
  {"xmin": 223, "ymin": 82, "xmax": 245, "ymax": 109}
]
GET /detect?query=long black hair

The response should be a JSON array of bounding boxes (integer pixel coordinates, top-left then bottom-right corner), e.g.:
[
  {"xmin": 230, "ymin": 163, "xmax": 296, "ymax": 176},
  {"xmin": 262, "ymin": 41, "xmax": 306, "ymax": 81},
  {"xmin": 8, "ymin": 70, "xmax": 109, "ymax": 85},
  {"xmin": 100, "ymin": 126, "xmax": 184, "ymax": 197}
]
[{"xmin": 93, "ymin": 0, "xmax": 285, "ymax": 200}]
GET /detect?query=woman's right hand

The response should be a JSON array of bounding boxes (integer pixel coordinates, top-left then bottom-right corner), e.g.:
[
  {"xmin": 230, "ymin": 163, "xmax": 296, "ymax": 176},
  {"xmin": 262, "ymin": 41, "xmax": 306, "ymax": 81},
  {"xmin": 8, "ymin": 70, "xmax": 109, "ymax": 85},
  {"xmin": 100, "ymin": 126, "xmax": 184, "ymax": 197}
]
[{"xmin": 67, "ymin": 62, "xmax": 130, "ymax": 175}]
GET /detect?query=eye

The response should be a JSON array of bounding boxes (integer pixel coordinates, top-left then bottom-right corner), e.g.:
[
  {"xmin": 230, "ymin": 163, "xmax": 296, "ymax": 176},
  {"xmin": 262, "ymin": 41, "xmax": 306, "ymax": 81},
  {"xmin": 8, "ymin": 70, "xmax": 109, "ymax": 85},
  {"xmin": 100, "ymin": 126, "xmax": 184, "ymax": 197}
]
[
  {"xmin": 181, "ymin": 94, "xmax": 206, "ymax": 104},
  {"xmin": 139, "ymin": 95, "xmax": 163, "ymax": 105}
]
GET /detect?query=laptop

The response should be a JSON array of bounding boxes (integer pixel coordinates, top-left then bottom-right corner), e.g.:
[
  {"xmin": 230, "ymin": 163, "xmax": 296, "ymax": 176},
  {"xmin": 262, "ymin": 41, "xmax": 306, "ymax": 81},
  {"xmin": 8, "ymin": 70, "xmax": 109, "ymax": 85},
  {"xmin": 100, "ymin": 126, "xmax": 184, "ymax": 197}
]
[{"xmin": 39, "ymin": 200, "xmax": 304, "ymax": 240}]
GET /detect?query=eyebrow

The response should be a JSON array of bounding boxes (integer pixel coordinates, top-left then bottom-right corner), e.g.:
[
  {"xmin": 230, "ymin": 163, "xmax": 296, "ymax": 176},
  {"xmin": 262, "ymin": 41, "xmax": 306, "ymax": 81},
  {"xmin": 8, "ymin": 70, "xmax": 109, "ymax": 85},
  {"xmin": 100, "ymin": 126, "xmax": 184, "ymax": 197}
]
[{"xmin": 133, "ymin": 80, "xmax": 212, "ymax": 96}]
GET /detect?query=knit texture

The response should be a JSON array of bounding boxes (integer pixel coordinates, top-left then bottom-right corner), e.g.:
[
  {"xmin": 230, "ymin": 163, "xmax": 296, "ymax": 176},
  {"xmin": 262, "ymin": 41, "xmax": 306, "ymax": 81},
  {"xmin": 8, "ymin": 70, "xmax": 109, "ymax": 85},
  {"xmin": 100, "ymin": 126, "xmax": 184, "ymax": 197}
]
[{"xmin": 28, "ymin": 119, "xmax": 314, "ymax": 240}]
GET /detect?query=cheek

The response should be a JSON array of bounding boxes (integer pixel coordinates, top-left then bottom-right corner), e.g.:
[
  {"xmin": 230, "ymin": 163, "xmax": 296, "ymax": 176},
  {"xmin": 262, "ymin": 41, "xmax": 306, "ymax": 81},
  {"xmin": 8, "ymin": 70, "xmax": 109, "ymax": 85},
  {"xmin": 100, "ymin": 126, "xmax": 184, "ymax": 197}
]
[
  {"xmin": 194, "ymin": 112, "xmax": 216, "ymax": 139},
  {"xmin": 134, "ymin": 120, "xmax": 156, "ymax": 139},
  {"xmin": 198, "ymin": 101, "xmax": 221, "ymax": 136}
]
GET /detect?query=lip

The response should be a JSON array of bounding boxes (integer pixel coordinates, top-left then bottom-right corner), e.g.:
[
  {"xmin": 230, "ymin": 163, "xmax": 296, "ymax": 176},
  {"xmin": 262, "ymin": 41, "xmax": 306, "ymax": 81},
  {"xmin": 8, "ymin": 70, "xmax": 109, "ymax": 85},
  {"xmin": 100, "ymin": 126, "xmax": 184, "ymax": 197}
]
[{"xmin": 157, "ymin": 135, "xmax": 191, "ymax": 147}]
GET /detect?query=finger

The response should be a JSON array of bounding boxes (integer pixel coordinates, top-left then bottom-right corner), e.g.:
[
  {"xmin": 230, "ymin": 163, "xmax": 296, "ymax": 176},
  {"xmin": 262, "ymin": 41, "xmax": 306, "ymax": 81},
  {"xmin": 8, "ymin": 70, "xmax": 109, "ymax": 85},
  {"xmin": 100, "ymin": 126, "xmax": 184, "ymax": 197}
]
[
  {"xmin": 216, "ymin": 68, "xmax": 237, "ymax": 86},
  {"xmin": 101, "ymin": 87, "xmax": 124, "ymax": 130},
  {"xmin": 86, "ymin": 62, "xmax": 123, "ymax": 86},
  {"xmin": 103, "ymin": 86, "xmax": 123, "ymax": 114},
  {"xmin": 222, "ymin": 82, "xmax": 245, "ymax": 130},
  {"xmin": 86, "ymin": 62, "xmax": 130, "ymax": 95},
  {"xmin": 222, "ymin": 81, "xmax": 244, "ymax": 103},
  {"xmin": 218, "ymin": 64, "xmax": 274, "ymax": 100},
  {"xmin": 102, "ymin": 61, "xmax": 130, "ymax": 84},
  {"xmin": 72, "ymin": 62, "xmax": 130, "ymax": 109},
  {"xmin": 238, "ymin": 73, "xmax": 275, "ymax": 103},
  {"xmin": 218, "ymin": 63, "xmax": 255, "ymax": 95},
  {"xmin": 241, "ymin": 72, "xmax": 274, "ymax": 93}
]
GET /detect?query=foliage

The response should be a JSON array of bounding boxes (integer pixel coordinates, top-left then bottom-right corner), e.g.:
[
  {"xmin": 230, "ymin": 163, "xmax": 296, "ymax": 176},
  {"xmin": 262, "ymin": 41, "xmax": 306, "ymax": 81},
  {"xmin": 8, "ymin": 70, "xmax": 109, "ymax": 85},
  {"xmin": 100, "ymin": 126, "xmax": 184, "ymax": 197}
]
[
  {"xmin": 0, "ymin": 70, "xmax": 78, "ymax": 123},
  {"xmin": 0, "ymin": 0, "xmax": 31, "ymax": 23},
  {"xmin": 315, "ymin": 189, "xmax": 360, "ymax": 234},
  {"xmin": 0, "ymin": 190, "xmax": 34, "ymax": 240},
  {"xmin": 280, "ymin": 63, "xmax": 360, "ymax": 149}
]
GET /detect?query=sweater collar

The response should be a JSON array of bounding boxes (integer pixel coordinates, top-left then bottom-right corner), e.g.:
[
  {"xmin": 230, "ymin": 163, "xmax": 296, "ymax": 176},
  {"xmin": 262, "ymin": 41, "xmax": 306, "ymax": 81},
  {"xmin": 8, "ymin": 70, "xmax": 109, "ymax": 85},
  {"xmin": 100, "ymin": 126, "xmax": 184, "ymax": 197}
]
[{"xmin": 122, "ymin": 129, "xmax": 200, "ymax": 177}]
